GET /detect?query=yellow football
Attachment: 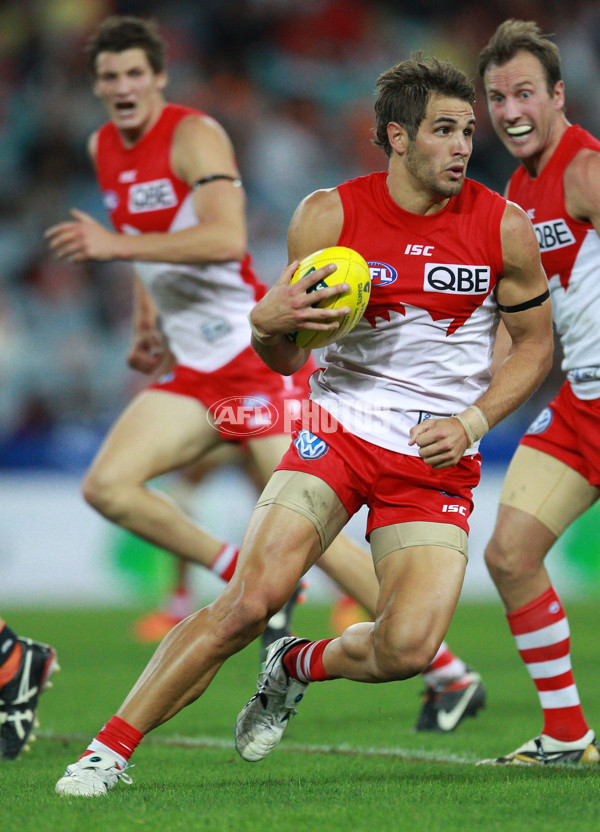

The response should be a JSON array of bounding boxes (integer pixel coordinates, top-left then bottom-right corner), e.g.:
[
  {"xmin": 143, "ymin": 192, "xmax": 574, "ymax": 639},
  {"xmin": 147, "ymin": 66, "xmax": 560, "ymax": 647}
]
[{"xmin": 288, "ymin": 246, "xmax": 371, "ymax": 349}]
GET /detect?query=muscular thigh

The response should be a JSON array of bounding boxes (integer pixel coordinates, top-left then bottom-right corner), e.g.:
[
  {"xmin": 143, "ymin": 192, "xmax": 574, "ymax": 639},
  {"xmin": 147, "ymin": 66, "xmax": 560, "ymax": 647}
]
[
  {"xmin": 227, "ymin": 502, "xmax": 325, "ymax": 616},
  {"xmin": 89, "ymin": 390, "xmax": 224, "ymax": 484},
  {"xmin": 370, "ymin": 522, "xmax": 468, "ymax": 566},
  {"xmin": 373, "ymin": 542, "xmax": 467, "ymax": 653},
  {"xmin": 254, "ymin": 469, "xmax": 350, "ymax": 553},
  {"xmin": 500, "ymin": 445, "xmax": 599, "ymax": 537}
]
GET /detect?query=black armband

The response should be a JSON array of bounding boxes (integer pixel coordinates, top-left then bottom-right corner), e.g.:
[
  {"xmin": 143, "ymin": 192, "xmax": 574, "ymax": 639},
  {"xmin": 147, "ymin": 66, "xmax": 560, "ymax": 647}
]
[
  {"xmin": 497, "ymin": 289, "xmax": 550, "ymax": 313},
  {"xmin": 193, "ymin": 174, "xmax": 242, "ymax": 188}
]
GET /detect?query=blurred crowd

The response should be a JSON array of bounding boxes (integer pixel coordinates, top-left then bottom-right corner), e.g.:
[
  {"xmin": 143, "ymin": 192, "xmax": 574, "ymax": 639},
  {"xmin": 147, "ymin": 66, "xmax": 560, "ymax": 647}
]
[{"xmin": 1, "ymin": 0, "xmax": 599, "ymax": 470}]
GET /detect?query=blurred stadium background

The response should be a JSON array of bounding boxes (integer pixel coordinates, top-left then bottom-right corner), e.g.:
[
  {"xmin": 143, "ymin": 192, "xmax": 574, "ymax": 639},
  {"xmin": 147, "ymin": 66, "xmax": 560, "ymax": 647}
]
[{"xmin": 1, "ymin": 0, "xmax": 599, "ymax": 610}]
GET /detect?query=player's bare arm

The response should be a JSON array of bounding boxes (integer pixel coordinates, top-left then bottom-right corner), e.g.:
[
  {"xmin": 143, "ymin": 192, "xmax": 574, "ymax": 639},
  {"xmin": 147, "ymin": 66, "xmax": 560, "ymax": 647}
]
[
  {"xmin": 249, "ymin": 189, "xmax": 350, "ymax": 375},
  {"xmin": 411, "ymin": 202, "xmax": 553, "ymax": 469},
  {"xmin": 564, "ymin": 148, "xmax": 600, "ymax": 234},
  {"xmin": 474, "ymin": 201, "xmax": 553, "ymax": 424},
  {"xmin": 127, "ymin": 277, "xmax": 170, "ymax": 374},
  {"xmin": 45, "ymin": 116, "xmax": 247, "ymax": 265}
]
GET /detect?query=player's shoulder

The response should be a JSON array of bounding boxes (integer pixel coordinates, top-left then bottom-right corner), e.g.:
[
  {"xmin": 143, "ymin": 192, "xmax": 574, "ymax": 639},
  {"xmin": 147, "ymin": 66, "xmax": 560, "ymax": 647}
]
[
  {"xmin": 460, "ymin": 178, "xmax": 507, "ymax": 231},
  {"xmin": 170, "ymin": 104, "xmax": 223, "ymax": 134},
  {"xmin": 502, "ymin": 198, "xmax": 535, "ymax": 235},
  {"xmin": 87, "ymin": 130, "xmax": 99, "ymax": 163},
  {"xmin": 557, "ymin": 123, "xmax": 600, "ymax": 186},
  {"xmin": 500, "ymin": 200, "xmax": 540, "ymax": 272},
  {"xmin": 565, "ymin": 145, "xmax": 600, "ymax": 190},
  {"xmin": 94, "ymin": 119, "xmax": 115, "ymax": 143},
  {"xmin": 89, "ymin": 120, "xmax": 118, "ymax": 165},
  {"xmin": 563, "ymin": 146, "xmax": 600, "ymax": 221},
  {"xmin": 463, "ymin": 175, "xmax": 505, "ymax": 203},
  {"xmin": 169, "ymin": 104, "xmax": 239, "ymax": 184},
  {"xmin": 295, "ymin": 187, "xmax": 343, "ymax": 223},
  {"xmin": 172, "ymin": 107, "xmax": 233, "ymax": 153},
  {"xmin": 288, "ymin": 188, "xmax": 344, "ymax": 254},
  {"xmin": 567, "ymin": 123, "xmax": 600, "ymax": 152}
]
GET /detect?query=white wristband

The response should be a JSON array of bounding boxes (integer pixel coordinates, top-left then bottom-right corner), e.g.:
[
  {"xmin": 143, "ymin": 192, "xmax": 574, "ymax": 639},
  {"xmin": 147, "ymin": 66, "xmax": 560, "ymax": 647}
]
[
  {"xmin": 248, "ymin": 313, "xmax": 279, "ymax": 345},
  {"xmin": 452, "ymin": 405, "xmax": 489, "ymax": 446},
  {"xmin": 468, "ymin": 405, "xmax": 489, "ymax": 436}
]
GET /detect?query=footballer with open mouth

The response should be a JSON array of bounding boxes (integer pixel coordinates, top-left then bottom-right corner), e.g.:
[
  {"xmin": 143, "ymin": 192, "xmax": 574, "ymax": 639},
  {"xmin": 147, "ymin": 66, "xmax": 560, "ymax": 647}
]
[{"xmin": 482, "ymin": 48, "xmax": 565, "ymax": 172}]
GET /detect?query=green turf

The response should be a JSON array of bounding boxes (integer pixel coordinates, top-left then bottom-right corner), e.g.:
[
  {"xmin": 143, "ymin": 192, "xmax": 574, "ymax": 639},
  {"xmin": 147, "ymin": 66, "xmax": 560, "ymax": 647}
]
[{"xmin": 2, "ymin": 601, "xmax": 599, "ymax": 831}]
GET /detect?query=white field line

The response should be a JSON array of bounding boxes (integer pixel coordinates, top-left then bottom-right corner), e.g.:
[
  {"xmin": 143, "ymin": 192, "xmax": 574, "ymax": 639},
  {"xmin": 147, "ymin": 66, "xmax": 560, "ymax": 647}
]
[{"xmin": 38, "ymin": 730, "xmax": 477, "ymax": 765}]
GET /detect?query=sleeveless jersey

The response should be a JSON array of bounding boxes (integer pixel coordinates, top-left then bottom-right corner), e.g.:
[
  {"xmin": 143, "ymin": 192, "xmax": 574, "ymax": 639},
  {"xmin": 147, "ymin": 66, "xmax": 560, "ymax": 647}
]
[
  {"xmin": 309, "ymin": 172, "xmax": 506, "ymax": 455},
  {"xmin": 507, "ymin": 124, "xmax": 600, "ymax": 400},
  {"xmin": 95, "ymin": 103, "xmax": 265, "ymax": 373}
]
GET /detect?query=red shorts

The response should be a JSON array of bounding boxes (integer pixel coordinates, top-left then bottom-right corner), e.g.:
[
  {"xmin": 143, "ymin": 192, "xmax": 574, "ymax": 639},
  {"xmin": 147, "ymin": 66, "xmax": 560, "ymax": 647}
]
[
  {"xmin": 149, "ymin": 346, "xmax": 317, "ymax": 443},
  {"xmin": 521, "ymin": 380, "xmax": 600, "ymax": 487},
  {"xmin": 276, "ymin": 403, "xmax": 481, "ymax": 538}
]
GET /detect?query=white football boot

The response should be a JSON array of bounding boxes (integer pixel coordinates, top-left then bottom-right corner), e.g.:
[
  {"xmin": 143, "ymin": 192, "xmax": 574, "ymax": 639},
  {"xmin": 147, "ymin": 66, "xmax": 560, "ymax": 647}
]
[
  {"xmin": 235, "ymin": 636, "xmax": 309, "ymax": 762},
  {"xmin": 55, "ymin": 751, "xmax": 133, "ymax": 796},
  {"xmin": 478, "ymin": 729, "xmax": 600, "ymax": 766}
]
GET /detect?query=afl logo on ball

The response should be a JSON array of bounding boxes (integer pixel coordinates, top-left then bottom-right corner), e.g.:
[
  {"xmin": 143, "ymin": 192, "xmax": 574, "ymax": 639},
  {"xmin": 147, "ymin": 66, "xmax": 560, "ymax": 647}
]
[
  {"xmin": 526, "ymin": 407, "xmax": 553, "ymax": 435},
  {"xmin": 294, "ymin": 429, "xmax": 329, "ymax": 460}
]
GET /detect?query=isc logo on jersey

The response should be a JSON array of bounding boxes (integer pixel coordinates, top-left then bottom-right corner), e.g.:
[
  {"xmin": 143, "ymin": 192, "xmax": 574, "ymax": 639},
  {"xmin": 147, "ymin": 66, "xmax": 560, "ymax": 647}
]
[
  {"xmin": 129, "ymin": 179, "xmax": 177, "ymax": 213},
  {"xmin": 424, "ymin": 264, "xmax": 491, "ymax": 294},
  {"xmin": 532, "ymin": 219, "xmax": 575, "ymax": 252}
]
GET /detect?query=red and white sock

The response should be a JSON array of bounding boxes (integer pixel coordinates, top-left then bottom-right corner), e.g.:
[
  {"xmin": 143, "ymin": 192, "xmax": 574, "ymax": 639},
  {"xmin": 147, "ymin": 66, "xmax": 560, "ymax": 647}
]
[
  {"xmin": 81, "ymin": 715, "xmax": 144, "ymax": 769},
  {"xmin": 283, "ymin": 639, "xmax": 336, "ymax": 682},
  {"xmin": 508, "ymin": 586, "xmax": 588, "ymax": 742},
  {"xmin": 421, "ymin": 641, "xmax": 468, "ymax": 689},
  {"xmin": 209, "ymin": 543, "xmax": 239, "ymax": 582}
]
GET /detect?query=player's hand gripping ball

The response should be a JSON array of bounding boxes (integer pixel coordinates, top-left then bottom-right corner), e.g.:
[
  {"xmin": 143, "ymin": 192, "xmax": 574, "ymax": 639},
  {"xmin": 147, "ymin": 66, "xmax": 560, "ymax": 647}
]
[{"xmin": 289, "ymin": 246, "xmax": 371, "ymax": 349}]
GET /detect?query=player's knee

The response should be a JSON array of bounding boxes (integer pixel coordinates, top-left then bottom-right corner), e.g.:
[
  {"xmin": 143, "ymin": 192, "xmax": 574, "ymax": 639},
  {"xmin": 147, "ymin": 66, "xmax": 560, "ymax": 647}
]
[
  {"xmin": 212, "ymin": 586, "xmax": 271, "ymax": 642},
  {"xmin": 82, "ymin": 468, "xmax": 126, "ymax": 520},
  {"xmin": 237, "ymin": 596, "xmax": 271, "ymax": 632},
  {"xmin": 372, "ymin": 632, "xmax": 432, "ymax": 681},
  {"xmin": 81, "ymin": 469, "xmax": 103, "ymax": 511},
  {"xmin": 484, "ymin": 534, "xmax": 504, "ymax": 577},
  {"xmin": 484, "ymin": 532, "xmax": 527, "ymax": 584}
]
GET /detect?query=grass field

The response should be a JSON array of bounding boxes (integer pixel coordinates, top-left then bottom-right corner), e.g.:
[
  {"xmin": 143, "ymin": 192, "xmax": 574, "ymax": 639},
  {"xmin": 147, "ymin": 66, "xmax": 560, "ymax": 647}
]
[{"xmin": 2, "ymin": 601, "xmax": 599, "ymax": 832}]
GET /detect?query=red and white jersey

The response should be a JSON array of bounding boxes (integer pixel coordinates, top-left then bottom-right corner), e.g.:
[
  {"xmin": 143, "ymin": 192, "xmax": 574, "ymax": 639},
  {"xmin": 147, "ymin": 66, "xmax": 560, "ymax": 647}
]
[
  {"xmin": 507, "ymin": 124, "xmax": 600, "ymax": 401},
  {"xmin": 309, "ymin": 172, "xmax": 506, "ymax": 455},
  {"xmin": 95, "ymin": 103, "xmax": 266, "ymax": 373}
]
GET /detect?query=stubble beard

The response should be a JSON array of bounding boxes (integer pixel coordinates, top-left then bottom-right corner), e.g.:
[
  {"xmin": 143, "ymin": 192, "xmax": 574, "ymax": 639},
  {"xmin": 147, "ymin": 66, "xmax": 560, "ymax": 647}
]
[{"xmin": 406, "ymin": 144, "xmax": 463, "ymax": 199}]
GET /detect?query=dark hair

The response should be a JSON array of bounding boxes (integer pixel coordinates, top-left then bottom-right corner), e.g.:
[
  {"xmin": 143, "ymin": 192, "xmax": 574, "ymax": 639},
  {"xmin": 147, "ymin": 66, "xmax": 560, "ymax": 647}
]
[
  {"xmin": 478, "ymin": 19, "xmax": 562, "ymax": 95},
  {"xmin": 85, "ymin": 15, "xmax": 167, "ymax": 76},
  {"xmin": 373, "ymin": 53, "xmax": 475, "ymax": 156}
]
